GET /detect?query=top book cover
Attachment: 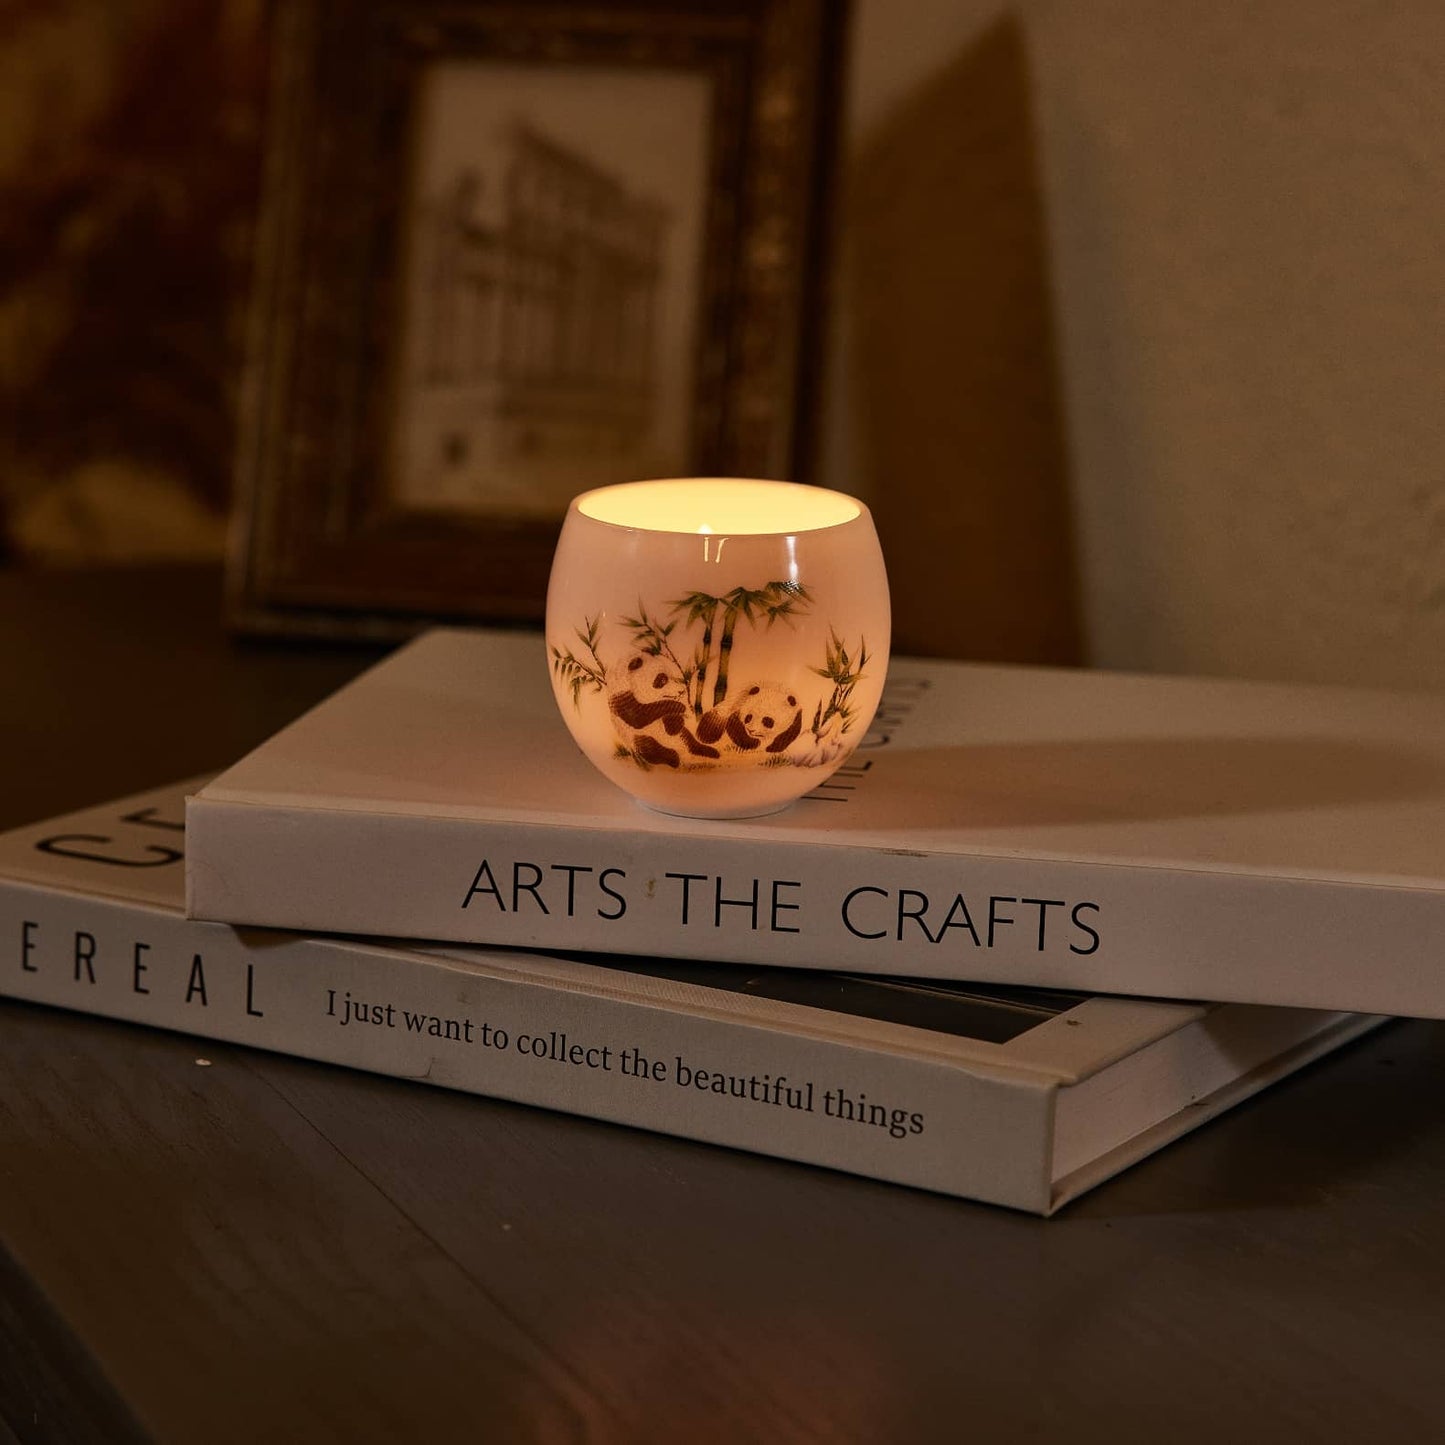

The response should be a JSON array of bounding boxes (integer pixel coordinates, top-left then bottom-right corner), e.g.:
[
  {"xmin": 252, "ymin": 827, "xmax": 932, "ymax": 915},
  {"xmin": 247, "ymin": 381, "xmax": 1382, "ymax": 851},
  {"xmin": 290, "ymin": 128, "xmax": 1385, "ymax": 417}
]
[{"xmin": 187, "ymin": 628, "xmax": 1445, "ymax": 1017}]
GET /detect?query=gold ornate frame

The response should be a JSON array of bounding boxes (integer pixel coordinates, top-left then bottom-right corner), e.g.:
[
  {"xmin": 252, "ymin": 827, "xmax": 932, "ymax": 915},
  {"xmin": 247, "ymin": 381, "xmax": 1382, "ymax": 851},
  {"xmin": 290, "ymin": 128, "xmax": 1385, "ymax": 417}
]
[{"xmin": 226, "ymin": 0, "xmax": 843, "ymax": 639}]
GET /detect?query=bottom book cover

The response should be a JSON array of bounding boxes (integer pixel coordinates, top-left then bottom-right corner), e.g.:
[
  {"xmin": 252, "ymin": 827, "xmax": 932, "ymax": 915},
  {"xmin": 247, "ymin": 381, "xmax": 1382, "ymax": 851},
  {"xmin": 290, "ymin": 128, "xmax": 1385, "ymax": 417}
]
[{"xmin": 0, "ymin": 783, "xmax": 1386, "ymax": 1215}]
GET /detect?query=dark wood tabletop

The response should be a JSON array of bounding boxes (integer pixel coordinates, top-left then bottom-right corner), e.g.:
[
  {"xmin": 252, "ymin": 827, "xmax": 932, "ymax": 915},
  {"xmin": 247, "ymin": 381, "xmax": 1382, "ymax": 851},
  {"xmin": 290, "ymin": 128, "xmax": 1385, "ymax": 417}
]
[{"xmin": 3, "ymin": 565, "xmax": 1444, "ymax": 1445}]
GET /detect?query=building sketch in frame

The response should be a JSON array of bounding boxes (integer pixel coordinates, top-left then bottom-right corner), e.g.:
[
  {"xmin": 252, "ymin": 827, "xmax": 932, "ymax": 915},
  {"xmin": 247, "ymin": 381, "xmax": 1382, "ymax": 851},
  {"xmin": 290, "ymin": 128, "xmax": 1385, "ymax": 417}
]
[
  {"xmin": 391, "ymin": 62, "xmax": 714, "ymax": 519},
  {"xmin": 225, "ymin": 0, "xmax": 841, "ymax": 639}
]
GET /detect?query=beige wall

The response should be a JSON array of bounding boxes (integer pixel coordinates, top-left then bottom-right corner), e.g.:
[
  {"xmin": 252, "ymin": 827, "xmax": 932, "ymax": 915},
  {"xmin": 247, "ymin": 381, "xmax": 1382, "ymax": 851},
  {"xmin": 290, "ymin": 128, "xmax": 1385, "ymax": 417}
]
[{"xmin": 823, "ymin": 0, "xmax": 1445, "ymax": 689}]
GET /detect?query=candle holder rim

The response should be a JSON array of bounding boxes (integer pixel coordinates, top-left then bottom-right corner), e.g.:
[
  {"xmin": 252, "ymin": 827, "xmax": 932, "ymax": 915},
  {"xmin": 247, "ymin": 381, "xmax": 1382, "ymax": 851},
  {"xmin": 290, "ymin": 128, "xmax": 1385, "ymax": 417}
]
[{"xmin": 569, "ymin": 477, "xmax": 871, "ymax": 537}]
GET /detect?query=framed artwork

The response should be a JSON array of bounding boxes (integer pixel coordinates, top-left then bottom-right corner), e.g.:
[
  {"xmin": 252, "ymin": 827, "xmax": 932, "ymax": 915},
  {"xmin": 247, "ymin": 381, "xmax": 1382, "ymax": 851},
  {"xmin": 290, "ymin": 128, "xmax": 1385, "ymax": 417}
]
[{"xmin": 226, "ymin": 0, "xmax": 844, "ymax": 639}]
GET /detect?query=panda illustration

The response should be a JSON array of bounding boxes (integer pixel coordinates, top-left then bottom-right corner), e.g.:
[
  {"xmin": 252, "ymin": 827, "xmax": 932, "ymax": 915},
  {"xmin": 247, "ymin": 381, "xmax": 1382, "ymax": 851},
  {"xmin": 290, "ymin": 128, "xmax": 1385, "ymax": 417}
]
[
  {"xmin": 608, "ymin": 653, "xmax": 719, "ymax": 768},
  {"xmin": 697, "ymin": 683, "xmax": 805, "ymax": 757}
]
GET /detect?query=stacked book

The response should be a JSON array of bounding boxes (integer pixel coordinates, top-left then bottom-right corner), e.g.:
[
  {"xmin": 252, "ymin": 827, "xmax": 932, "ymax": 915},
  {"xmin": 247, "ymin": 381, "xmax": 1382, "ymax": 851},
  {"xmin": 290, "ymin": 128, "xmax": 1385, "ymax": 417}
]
[{"xmin": 8, "ymin": 628, "xmax": 1445, "ymax": 1213}]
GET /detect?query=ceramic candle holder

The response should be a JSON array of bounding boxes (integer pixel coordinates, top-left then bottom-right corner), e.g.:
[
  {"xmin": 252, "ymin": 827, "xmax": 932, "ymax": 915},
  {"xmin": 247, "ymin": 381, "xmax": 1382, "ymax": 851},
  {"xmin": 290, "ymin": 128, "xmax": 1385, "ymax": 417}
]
[{"xmin": 546, "ymin": 477, "xmax": 890, "ymax": 818}]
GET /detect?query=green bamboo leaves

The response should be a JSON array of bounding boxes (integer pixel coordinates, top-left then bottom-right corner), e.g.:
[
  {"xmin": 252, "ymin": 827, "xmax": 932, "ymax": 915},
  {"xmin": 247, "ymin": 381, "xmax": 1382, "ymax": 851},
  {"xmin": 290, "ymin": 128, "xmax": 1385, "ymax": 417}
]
[
  {"xmin": 810, "ymin": 630, "xmax": 871, "ymax": 741},
  {"xmin": 549, "ymin": 616, "xmax": 607, "ymax": 709},
  {"xmin": 672, "ymin": 581, "xmax": 813, "ymax": 714}
]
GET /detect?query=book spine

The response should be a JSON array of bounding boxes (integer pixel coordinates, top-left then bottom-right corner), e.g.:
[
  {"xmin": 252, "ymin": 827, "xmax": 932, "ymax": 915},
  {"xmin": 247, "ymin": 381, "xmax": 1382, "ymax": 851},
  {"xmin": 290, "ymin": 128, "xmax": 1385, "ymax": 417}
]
[
  {"xmin": 2, "ymin": 880, "xmax": 1056, "ymax": 1214},
  {"xmin": 186, "ymin": 798, "xmax": 1445, "ymax": 1018}
]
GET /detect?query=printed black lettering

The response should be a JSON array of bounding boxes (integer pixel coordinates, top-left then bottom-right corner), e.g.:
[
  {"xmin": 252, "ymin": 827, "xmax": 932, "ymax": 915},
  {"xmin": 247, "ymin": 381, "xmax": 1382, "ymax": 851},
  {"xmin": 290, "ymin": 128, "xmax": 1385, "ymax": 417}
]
[
  {"xmin": 841, "ymin": 886, "xmax": 888, "ymax": 940},
  {"xmin": 896, "ymin": 890, "xmax": 935, "ymax": 943},
  {"xmin": 119, "ymin": 806, "xmax": 185, "ymax": 834},
  {"xmin": 1070, "ymin": 902, "xmax": 1102, "ymax": 955},
  {"xmin": 511, "ymin": 862, "xmax": 549, "ymax": 914},
  {"xmin": 549, "ymin": 863, "xmax": 592, "ymax": 916},
  {"xmin": 934, "ymin": 893, "xmax": 981, "ymax": 947},
  {"xmin": 186, "ymin": 953, "xmax": 209, "ymax": 1006},
  {"xmin": 666, "ymin": 872, "xmax": 707, "ymax": 925},
  {"xmin": 132, "ymin": 941, "xmax": 150, "ymax": 994},
  {"xmin": 1021, "ymin": 898, "xmax": 1065, "ymax": 951},
  {"xmin": 987, "ymin": 896, "xmax": 1016, "ymax": 948},
  {"xmin": 770, "ymin": 879, "xmax": 802, "ymax": 934},
  {"xmin": 597, "ymin": 867, "xmax": 627, "ymax": 919},
  {"xmin": 246, "ymin": 964, "xmax": 264, "ymax": 1018},
  {"xmin": 74, "ymin": 931, "xmax": 97, "ymax": 984},
  {"xmin": 460, "ymin": 859, "xmax": 506, "ymax": 911},
  {"xmin": 21, "ymin": 920, "xmax": 39, "ymax": 972},
  {"xmin": 714, "ymin": 876, "xmax": 760, "ymax": 929},
  {"xmin": 37, "ymin": 834, "xmax": 181, "ymax": 868}
]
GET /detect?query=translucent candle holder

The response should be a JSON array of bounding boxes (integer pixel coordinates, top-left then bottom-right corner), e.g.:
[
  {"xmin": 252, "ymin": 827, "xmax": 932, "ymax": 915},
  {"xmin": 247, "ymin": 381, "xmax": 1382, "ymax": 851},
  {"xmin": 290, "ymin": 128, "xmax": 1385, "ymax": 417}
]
[{"xmin": 546, "ymin": 477, "xmax": 891, "ymax": 818}]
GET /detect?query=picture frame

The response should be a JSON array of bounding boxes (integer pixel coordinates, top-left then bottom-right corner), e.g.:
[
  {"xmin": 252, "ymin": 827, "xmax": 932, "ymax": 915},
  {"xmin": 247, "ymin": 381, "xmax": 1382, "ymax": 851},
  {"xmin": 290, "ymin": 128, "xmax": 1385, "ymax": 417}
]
[{"xmin": 226, "ymin": 0, "xmax": 844, "ymax": 640}]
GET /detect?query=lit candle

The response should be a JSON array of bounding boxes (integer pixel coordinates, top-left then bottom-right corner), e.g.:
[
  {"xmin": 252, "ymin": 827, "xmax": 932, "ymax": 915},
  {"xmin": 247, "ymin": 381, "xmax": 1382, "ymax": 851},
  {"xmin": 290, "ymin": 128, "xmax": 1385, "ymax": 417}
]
[{"xmin": 546, "ymin": 477, "xmax": 890, "ymax": 818}]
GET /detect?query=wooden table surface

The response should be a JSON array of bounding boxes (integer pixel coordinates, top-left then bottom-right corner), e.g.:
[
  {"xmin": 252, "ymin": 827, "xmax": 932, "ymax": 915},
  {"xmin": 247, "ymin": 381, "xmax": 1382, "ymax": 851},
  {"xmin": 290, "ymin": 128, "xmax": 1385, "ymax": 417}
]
[{"xmin": 3, "ymin": 566, "xmax": 1445, "ymax": 1444}]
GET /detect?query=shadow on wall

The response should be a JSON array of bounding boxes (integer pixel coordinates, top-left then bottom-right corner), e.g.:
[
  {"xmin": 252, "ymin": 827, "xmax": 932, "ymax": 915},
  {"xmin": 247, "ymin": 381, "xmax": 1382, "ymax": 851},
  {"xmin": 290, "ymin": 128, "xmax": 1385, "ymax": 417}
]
[{"xmin": 847, "ymin": 16, "xmax": 1082, "ymax": 666}]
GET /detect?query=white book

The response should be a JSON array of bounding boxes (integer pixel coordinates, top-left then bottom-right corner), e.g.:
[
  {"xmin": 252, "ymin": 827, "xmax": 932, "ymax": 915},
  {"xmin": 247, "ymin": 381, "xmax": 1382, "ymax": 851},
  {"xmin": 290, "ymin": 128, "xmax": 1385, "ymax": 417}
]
[
  {"xmin": 2, "ymin": 783, "xmax": 1383, "ymax": 1215},
  {"xmin": 185, "ymin": 627, "xmax": 1445, "ymax": 1017}
]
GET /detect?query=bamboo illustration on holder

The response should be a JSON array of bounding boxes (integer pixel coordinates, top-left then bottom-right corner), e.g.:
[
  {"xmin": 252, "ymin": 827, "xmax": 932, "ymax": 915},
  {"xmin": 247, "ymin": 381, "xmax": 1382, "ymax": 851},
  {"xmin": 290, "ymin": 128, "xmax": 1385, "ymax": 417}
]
[
  {"xmin": 549, "ymin": 580, "xmax": 869, "ymax": 772},
  {"xmin": 810, "ymin": 630, "xmax": 872, "ymax": 745},
  {"xmin": 549, "ymin": 616, "xmax": 608, "ymax": 709},
  {"xmin": 672, "ymin": 581, "xmax": 812, "ymax": 717}
]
